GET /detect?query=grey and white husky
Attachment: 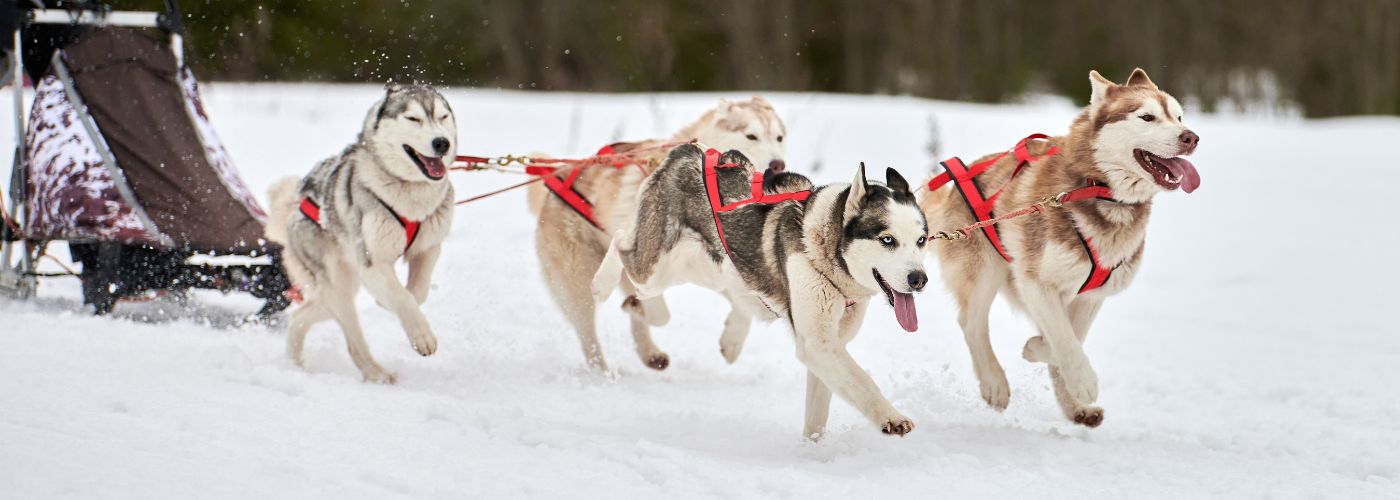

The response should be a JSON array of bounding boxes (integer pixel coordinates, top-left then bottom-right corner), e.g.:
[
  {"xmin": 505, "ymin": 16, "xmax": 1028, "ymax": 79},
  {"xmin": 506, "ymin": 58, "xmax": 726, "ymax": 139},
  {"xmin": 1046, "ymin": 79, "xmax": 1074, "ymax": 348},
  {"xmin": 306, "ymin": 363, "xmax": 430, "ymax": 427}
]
[
  {"xmin": 593, "ymin": 145, "xmax": 931, "ymax": 439},
  {"xmin": 265, "ymin": 83, "xmax": 457, "ymax": 383}
]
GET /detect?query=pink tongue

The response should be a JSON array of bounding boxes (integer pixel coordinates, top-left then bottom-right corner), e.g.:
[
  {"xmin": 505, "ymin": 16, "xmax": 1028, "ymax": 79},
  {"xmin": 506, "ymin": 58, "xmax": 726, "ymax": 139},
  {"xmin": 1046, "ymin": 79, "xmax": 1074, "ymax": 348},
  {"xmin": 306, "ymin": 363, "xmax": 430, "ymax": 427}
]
[
  {"xmin": 892, "ymin": 291, "xmax": 918, "ymax": 332},
  {"xmin": 1159, "ymin": 156, "xmax": 1200, "ymax": 193},
  {"xmin": 421, "ymin": 156, "xmax": 447, "ymax": 178}
]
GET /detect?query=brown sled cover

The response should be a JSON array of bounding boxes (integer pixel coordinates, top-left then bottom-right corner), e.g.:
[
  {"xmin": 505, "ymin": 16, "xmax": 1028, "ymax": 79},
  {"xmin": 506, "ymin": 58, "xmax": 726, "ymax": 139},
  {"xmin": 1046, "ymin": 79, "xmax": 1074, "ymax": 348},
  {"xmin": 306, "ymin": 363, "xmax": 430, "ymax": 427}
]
[{"xmin": 23, "ymin": 28, "xmax": 266, "ymax": 253}]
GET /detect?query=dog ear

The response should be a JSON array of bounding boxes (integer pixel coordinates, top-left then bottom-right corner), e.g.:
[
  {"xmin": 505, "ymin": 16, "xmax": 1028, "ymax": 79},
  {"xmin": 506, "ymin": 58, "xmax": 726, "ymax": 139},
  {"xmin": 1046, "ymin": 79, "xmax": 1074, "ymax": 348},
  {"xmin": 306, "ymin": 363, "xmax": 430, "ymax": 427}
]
[
  {"xmin": 361, "ymin": 98, "xmax": 386, "ymax": 134},
  {"xmin": 1089, "ymin": 70, "xmax": 1115, "ymax": 107},
  {"xmin": 385, "ymin": 80, "xmax": 404, "ymax": 94},
  {"xmin": 1126, "ymin": 68, "xmax": 1158, "ymax": 89},
  {"xmin": 846, "ymin": 162, "xmax": 869, "ymax": 215},
  {"xmin": 885, "ymin": 167, "xmax": 910, "ymax": 193}
]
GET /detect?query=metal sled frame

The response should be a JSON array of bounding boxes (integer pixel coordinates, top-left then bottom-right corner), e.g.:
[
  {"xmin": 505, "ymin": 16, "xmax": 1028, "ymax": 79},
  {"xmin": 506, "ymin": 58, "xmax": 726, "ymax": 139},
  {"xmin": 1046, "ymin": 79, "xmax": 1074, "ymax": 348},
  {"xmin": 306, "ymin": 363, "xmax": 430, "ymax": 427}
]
[
  {"xmin": 2, "ymin": 5, "xmax": 178, "ymax": 300},
  {"xmin": 1, "ymin": 3, "xmax": 288, "ymax": 316},
  {"xmin": 6, "ymin": 5, "xmax": 181, "ymax": 299}
]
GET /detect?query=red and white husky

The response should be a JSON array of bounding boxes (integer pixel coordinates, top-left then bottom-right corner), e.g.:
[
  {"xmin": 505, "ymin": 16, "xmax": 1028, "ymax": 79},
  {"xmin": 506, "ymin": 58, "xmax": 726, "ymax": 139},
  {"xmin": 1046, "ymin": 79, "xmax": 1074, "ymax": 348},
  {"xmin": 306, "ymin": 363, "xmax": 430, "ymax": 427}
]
[{"xmin": 920, "ymin": 68, "xmax": 1201, "ymax": 427}]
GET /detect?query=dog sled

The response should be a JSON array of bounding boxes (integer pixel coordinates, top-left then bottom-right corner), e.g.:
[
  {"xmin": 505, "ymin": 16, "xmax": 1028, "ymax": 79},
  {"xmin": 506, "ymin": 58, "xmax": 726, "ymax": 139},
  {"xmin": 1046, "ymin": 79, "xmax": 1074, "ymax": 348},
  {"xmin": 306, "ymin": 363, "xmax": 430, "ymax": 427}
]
[{"xmin": 0, "ymin": 0, "xmax": 290, "ymax": 315}]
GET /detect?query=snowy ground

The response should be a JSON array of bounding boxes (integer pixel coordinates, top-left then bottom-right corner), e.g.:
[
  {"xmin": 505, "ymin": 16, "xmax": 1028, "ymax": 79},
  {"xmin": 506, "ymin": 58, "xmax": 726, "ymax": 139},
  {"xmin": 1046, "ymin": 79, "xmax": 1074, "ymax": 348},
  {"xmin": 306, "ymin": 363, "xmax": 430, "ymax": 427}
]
[{"xmin": 3, "ymin": 84, "xmax": 1399, "ymax": 499}]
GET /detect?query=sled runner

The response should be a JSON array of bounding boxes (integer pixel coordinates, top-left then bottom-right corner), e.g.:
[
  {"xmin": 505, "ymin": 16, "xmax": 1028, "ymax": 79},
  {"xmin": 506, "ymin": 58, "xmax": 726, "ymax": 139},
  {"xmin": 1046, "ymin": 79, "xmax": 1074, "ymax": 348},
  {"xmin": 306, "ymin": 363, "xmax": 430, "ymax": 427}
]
[{"xmin": 0, "ymin": 1, "xmax": 290, "ymax": 315}]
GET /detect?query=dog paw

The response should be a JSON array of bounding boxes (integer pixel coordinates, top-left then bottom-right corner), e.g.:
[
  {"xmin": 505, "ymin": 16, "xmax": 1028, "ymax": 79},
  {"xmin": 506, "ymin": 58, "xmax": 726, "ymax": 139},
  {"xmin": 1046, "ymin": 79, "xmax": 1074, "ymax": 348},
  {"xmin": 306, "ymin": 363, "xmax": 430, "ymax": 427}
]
[
  {"xmin": 363, "ymin": 370, "xmax": 397, "ymax": 385},
  {"xmin": 881, "ymin": 418, "xmax": 915, "ymax": 437},
  {"xmin": 1058, "ymin": 359, "xmax": 1099, "ymax": 403},
  {"xmin": 1072, "ymin": 406, "xmax": 1105, "ymax": 428},
  {"xmin": 719, "ymin": 340, "xmax": 743, "ymax": 364},
  {"xmin": 644, "ymin": 352, "xmax": 670, "ymax": 371},
  {"xmin": 1021, "ymin": 336, "xmax": 1049, "ymax": 363},
  {"xmin": 979, "ymin": 377, "xmax": 1011, "ymax": 411},
  {"xmin": 621, "ymin": 295, "xmax": 644, "ymax": 318},
  {"xmin": 410, "ymin": 331, "xmax": 438, "ymax": 357}
]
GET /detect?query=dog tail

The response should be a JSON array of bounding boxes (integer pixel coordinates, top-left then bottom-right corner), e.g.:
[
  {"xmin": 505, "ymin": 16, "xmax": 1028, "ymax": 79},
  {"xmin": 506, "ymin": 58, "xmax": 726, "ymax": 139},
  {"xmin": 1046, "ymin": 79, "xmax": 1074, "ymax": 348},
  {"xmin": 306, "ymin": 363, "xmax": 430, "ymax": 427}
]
[{"xmin": 264, "ymin": 176, "xmax": 301, "ymax": 245}]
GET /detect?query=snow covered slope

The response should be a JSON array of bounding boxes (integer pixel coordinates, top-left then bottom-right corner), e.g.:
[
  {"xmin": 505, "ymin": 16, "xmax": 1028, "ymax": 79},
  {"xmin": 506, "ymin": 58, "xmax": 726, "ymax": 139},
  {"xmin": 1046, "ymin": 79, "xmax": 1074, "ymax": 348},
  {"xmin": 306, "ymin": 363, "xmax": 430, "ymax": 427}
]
[{"xmin": 3, "ymin": 85, "xmax": 1398, "ymax": 499}]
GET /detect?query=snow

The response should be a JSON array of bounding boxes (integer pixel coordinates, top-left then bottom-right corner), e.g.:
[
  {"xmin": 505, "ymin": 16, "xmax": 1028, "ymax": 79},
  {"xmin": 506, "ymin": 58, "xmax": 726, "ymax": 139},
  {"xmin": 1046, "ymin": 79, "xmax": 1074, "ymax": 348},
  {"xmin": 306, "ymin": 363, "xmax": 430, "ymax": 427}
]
[{"xmin": 3, "ymin": 84, "xmax": 1399, "ymax": 499}]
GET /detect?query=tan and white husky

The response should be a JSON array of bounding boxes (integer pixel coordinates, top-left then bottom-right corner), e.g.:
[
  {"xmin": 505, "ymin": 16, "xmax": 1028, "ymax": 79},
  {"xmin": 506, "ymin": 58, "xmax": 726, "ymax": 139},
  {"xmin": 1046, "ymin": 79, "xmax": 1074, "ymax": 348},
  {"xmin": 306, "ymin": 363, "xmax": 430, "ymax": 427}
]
[
  {"xmin": 920, "ymin": 69, "xmax": 1201, "ymax": 426},
  {"xmin": 529, "ymin": 97, "xmax": 787, "ymax": 372}
]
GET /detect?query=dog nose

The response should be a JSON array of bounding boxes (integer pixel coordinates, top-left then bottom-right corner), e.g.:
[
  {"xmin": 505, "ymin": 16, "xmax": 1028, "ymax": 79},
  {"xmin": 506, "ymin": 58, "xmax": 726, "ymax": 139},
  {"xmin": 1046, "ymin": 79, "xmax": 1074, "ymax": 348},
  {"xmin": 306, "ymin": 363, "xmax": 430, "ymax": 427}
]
[
  {"xmin": 1179, "ymin": 130, "xmax": 1199, "ymax": 147},
  {"xmin": 431, "ymin": 137, "xmax": 451, "ymax": 155},
  {"xmin": 768, "ymin": 159, "xmax": 786, "ymax": 172},
  {"xmin": 907, "ymin": 271, "xmax": 927, "ymax": 292}
]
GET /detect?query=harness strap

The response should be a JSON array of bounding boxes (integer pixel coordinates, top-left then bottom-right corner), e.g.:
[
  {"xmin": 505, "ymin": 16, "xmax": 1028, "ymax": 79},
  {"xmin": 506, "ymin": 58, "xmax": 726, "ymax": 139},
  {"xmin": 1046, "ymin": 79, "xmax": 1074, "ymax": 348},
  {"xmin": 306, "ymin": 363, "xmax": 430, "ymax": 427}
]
[
  {"xmin": 939, "ymin": 157, "xmax": 1014, "ymax": 261},
  {"xmin": 300, "ymin": 196, "xmax": 421, "ymax": 253},
  {"xmin": 934, "ymin": 134, "xmax": 1120, "ymax": 295},
  {"xmin": 529, "ymin": 144, "xmax": 649, "ymax": 230},
  {"xmin": 1074, "ymin": 228, "xmax": 1115, "ymax": 294},
  {"xmin": 703, "ymin": 148, "xmax": 811, "ymax": 256},
  {"xmin": 378, "ymin": 199, "xmax": 422, "ymax": 252},
  {"xmin": 927, "ymin": 134, "xmax": 1059, "ymax": 192},
  {"xmin": 299, "ymin": 197, "xmax": 320, "ymax": 224}
]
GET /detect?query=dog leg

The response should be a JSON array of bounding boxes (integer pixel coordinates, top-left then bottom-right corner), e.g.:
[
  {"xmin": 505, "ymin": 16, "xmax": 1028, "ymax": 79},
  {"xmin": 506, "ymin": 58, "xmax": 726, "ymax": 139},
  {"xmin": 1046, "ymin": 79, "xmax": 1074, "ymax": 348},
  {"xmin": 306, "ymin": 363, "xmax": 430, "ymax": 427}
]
[
  {"xmin": 405, "ymin": 245, "xmax": 441, "ymax": 305},
  {"xmin": 1060, "ymin": 296, "xmax": 1106, "ymax": 426},
  {"xmin": 537, "ymin": 224, "xmax": 610, "ymax": 372},
  {"xmin": 319, "ymin": 267, "xmax": 395, "ymax": 384},
  {"xmin": 789, "ymin": 283, "xmax": 911, "ymax": 437},
  {"xmin": 1017, "ymin": 282, "xmax": 1099, "ymax": 409},
  {"xmin": 718, "ymin": 297, "xmax": 752, "ymax": 364},
  {"xmin": 1068, "ymin": 296, "xmax": 1104, "ymax": 343},
  {"xmin": 287, "ymin": 299, "xmax": 331, "ymax": 367},
  {"xmin": 803, "ymin": 370, "xmax": 833, "ymax": 440},
  {"xmin": 620, "ymin": 281, "xmax": 668, "ymax": 370},
  {"xmin": 361, "ymin": 262, "xmax": 438, "ymax": 357},
  {"xmin": 958, "ymin": 274, "xmax": 1010, "ymax": 410},
  {"xmin": 563, "ymin": 293, "xmax": 608, "ymax": 372}
]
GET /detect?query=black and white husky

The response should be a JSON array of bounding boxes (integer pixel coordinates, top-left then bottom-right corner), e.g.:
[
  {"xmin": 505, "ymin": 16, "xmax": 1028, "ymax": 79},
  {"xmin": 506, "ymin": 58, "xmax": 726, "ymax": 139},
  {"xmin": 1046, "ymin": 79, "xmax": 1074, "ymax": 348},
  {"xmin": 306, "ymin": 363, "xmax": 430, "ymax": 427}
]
[
  {"xmin": 265, "ymin": 83, "xmax": 457, "ymax": 383},
  {"xmin": 593, "ymin": 144, "xmax": 930, "ymax": 438}
]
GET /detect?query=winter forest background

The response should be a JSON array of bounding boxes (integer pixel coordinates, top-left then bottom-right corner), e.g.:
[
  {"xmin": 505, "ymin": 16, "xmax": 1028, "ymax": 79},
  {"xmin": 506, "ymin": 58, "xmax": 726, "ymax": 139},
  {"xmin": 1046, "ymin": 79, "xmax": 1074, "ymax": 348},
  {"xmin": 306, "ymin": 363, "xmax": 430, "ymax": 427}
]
[{"xmin": 124, "ymin": 0, "xmax": 1399, "ymax": 118}]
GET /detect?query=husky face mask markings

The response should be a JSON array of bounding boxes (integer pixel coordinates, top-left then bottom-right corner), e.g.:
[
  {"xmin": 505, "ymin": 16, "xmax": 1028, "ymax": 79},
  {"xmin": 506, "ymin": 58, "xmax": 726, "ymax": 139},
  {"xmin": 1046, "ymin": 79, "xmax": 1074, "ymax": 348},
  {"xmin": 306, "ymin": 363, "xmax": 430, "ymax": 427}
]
[
  {"xmin": 1089, "ymin": 69, "xmax": 1200, "ymax": 202},
  {"xmin": 839, "ymin": 166, "xmax": 929, "ymax": 332},
  {"xmin": 595, "ymin": 148, "xmax": 930, "ymax": 438},
  {"xmin": 366, "ymin": 83, "xmax": 457, "ymax": 182},
  {"xmin": 698, "ymin": 97, "xmax": 788, "ymax": 172},
  {"xmin": 919, "ymin": 68, "xmax": 1202, "ymax": 427}
]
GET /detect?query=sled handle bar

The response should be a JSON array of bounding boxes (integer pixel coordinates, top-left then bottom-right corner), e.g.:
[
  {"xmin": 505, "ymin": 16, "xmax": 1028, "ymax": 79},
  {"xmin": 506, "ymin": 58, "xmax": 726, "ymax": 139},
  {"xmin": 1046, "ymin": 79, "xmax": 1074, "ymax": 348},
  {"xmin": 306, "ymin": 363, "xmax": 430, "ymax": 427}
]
[{"xmin": 27, "ymin": 10, "xmax": 161, "ymax": 29}]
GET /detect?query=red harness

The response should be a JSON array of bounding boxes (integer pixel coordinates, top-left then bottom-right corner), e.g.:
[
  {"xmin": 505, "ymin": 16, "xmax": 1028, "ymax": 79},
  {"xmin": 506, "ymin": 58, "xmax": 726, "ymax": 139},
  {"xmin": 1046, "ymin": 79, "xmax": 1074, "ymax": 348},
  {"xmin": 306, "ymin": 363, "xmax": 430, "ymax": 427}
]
[
  {"xmin": 702, "ymin": 148, "xmax": 811, "ymax": 258},
  {"xmin": 299, "ymin": 197, "xmax": 421, "ymax": 253},
  {"xmin": 701, "ymin": 148, "xmax": 823, "ymax": 309},
  {"xmin": 928, "ymin": 135, "xmax": 1118, "ymax": 294},
  {"xmin": 527, "ymin": 144, "xmax": 648, "ymax": 230}
]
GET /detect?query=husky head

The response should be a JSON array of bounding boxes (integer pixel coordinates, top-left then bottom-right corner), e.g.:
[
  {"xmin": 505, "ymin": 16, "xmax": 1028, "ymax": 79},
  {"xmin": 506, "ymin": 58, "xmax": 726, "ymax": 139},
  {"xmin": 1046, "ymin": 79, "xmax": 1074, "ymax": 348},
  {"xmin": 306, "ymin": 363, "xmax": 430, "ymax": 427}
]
[
  {"xmin": 1084, "ymin": 68, "xmax": 1201, "ymax": 202},
  {"xmin": 360, "ymin": 82, "xmax": 457, "ymax": 182},
  {"xmin": 678, "ymin": 96, "xmax": 788, "ymax": 173},
  {"xmin": 840, "ymin": 164, "xmax": 929, "ymax": 332}
]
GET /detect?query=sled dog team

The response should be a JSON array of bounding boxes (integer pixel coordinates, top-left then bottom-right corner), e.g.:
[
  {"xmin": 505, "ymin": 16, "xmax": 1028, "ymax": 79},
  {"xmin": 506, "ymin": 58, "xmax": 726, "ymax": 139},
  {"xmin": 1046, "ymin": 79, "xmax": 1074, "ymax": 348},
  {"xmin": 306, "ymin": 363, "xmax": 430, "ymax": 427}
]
[{"xmin": 264, "ymin": 68, "xmax": 1202, "ymax": 439}]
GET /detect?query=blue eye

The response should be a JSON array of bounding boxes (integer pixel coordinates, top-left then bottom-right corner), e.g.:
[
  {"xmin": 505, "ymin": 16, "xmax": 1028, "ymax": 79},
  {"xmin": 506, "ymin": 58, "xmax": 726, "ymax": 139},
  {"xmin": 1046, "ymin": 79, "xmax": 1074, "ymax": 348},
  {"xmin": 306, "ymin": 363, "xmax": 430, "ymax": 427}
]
[{"xmin": 879, "ymin": 236, "xmax": 895, "ymax": 246}]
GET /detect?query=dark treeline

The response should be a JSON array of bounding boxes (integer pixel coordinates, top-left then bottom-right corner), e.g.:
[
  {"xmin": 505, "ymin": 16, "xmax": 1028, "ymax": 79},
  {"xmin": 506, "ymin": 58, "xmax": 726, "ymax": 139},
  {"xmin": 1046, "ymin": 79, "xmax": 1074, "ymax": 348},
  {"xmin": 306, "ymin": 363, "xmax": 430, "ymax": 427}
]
[{"xmin": 123, "ymin": 0, "xmax": 1398, "ymax": 117}]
